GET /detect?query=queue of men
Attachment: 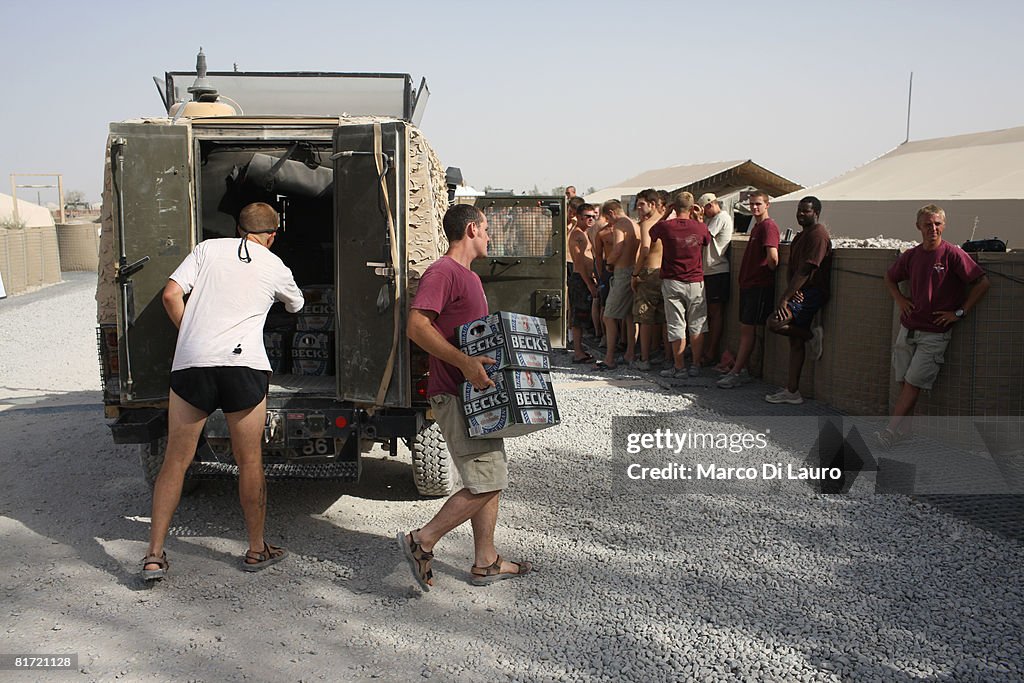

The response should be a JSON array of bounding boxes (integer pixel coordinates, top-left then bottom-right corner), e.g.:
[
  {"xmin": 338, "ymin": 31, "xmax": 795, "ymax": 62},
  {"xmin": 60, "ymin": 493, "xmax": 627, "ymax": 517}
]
[{"xmin": 564, "ymin": 189, "xmax": 989, "ymax": 452}]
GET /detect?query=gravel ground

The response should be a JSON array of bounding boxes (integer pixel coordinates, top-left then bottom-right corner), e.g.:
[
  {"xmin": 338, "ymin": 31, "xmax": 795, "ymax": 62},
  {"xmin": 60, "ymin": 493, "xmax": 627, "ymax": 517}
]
[{"xmin": 1, "ymin": 273, "xmax": 1022, "ymax": 682}]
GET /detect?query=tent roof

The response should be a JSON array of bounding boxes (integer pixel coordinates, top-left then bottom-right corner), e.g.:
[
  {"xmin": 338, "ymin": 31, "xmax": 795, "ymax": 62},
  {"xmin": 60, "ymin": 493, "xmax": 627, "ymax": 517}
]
[
  {"xmin": 775, "ymin": 125, "xmax": 1024, "ymax": 203},
  {"xmin": 0, "ymin": 193, "xmax": 55, "ymax": 228},
  {"xmin": 586, "ymin": 159, "xmax": 802, "ymax": 205}
]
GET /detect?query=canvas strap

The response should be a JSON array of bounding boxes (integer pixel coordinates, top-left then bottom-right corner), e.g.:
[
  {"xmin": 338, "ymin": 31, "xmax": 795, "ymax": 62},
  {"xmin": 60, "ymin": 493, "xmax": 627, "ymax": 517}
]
[{"xmin": 372, "ymin": 122, "xmax": 401, "ymax": 409}]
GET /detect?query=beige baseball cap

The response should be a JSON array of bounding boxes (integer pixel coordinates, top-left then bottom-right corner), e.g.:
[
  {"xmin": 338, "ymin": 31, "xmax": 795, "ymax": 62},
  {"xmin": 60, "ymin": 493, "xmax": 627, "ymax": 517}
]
[{"xmin": 697, "ymin": 193, "xmax": 718, "ymax": 207}]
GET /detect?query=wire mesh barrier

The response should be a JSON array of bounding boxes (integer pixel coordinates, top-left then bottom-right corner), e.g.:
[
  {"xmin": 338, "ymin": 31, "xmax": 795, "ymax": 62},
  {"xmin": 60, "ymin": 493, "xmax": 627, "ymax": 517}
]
[{"xmin": 481, "ymin": 205, "xmax": 556, "ymax": 258}]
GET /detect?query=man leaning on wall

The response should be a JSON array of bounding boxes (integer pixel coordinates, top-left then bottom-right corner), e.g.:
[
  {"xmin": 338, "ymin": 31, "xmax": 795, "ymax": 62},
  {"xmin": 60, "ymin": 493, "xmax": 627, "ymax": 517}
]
[{"xmin": 877, "ymin": 204, "xmax": 990, "ymax": 449}]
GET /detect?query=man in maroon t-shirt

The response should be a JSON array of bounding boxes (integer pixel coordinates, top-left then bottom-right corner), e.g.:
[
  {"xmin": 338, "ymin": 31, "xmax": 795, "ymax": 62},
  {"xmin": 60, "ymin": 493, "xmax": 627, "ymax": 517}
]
[
  {"xmin": 649, "ymin": 190, "xmax": 710, "ymax": 378},
  {"xmin": 765, "ymin": 196, "xmax": 832, "ymax": 405},
  {"xmin": 718, "ymin": 190, "xmax": 780, "ymax": 388},
  {"xmin": 877, "ymin": 204, "xmax": 990, "ymax": 448},
  {"xmin": 399, "ymin": 204, "xmax": 534, "ymax": 590}
]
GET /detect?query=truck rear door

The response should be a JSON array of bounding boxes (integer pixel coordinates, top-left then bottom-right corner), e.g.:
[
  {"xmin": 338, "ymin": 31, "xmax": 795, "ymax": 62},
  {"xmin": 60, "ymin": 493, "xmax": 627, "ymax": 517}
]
[
  {"xmin": 333, "ymin": 121, "xmax": 410, "ymax": 407},
  {"xmin": 471, "ymin": 196, "xmax": 567, "ymax": 348},
  {"xmin": 109, "ymin": 122, "xmax": 195, "ymax": 403}
]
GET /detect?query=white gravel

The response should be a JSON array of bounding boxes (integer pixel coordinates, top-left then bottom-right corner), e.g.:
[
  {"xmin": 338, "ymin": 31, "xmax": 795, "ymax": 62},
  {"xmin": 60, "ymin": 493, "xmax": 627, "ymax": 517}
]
[{"xmin": 1, "ymin": 274, "xmax": 1022, "ymax": 682}]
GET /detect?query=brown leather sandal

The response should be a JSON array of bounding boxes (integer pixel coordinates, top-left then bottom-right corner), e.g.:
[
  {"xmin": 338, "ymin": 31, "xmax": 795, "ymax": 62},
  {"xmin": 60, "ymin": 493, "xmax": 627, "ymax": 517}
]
[
  {"xmin": 141, "ymin": 551, "xmax": 169, "ymax": 581},
  {"xmin": 470, "ymin": 555, "xmax": 534, "ymax": 586},
  {"xmin": 241, "ymin": 542, "xmax": 288, "ymax": 572},
  {"xmin": 397, "ymin": 530, "xmax": 434, "ymax": 591}
]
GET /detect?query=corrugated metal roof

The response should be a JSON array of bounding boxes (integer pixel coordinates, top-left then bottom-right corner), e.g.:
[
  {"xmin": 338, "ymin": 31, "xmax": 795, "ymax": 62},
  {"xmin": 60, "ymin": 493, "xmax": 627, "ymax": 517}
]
[{"xmin": 586, "ymin": 159, "xmax": 802, "ymax": 205}]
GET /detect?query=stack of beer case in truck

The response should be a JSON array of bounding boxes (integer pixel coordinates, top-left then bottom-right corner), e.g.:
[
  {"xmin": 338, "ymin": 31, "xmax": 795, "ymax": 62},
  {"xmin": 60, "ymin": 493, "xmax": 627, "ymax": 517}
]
[{"xmin": 456, "ymin": 312, "xmax": 560, "ymax": 438}]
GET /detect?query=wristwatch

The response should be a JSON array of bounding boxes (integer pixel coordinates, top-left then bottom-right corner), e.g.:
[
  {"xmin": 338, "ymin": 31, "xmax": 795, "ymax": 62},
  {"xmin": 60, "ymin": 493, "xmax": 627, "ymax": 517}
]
[{"xmin": 954, "ymin": 308, "xmax": 965, "ymax": 318}]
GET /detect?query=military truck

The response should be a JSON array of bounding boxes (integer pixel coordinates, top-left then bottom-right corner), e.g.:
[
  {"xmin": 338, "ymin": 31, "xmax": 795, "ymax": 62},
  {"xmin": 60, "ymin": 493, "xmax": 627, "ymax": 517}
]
[{"xmin": 96, "ymin": 52, "xmax": 566, "ymax": 496}]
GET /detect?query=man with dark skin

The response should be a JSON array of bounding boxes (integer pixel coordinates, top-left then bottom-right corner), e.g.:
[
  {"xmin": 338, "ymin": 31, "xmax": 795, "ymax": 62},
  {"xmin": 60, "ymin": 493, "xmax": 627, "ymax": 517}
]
[
  {"xmin": 877, "ymin": 204, "xmax": 990, "ymax": 447},
  {"xmin": 766, "ymin": 197, "xmax": 832, "ymax": 404}
]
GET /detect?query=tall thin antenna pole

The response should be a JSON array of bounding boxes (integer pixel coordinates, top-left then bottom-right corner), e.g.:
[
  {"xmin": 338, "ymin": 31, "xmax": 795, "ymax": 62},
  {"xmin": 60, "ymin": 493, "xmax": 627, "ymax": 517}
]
[{"xmin": 904, "ymin": 72, "xmax": 914, "ymax": 144}]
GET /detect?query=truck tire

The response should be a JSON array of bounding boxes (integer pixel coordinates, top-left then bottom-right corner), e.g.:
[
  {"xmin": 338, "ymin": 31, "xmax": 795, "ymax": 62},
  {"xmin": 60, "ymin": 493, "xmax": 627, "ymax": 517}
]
[
  {"xmin": 410, "ymin": 422, "xmax": 459, "ymax": 497},
  {"xmin": 140, "ymin": 437, "xmax": 200, "ymax": 494}
]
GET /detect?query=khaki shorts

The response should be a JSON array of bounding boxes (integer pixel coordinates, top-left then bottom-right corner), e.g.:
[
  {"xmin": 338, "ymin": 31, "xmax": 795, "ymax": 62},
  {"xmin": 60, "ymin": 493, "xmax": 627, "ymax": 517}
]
[
  {"xmin": 633, "ymin": 268, "xmax": 665, "ymax": 324},
  {"xmin": 604, "ymin": 268, "xmax": 634, "ymax": 320},
  {"xmin": 661, "ymin": 279, "xmax": 708, "ymax": 342},
  {"xmin": 892, "ymin": 326, "xmax": 951, "ymax": 390},
  {"xmin": 429, "ymin": 393, "xmax": 508, "ymax": 494}
]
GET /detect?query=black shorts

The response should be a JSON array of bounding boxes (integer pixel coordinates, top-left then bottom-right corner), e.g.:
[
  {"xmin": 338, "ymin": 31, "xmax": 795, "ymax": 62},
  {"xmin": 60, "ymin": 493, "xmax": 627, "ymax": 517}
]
[
  {"xmin": 739, "ymin": 286, "xmax": 775, "ymax": 325},
  {"xmin": 170, "ymin": 366, "xmax": 270, "ymax": 415},
  {"xmin": 704, "ymin": 273, "xmax": 731, "ymax": 305}
]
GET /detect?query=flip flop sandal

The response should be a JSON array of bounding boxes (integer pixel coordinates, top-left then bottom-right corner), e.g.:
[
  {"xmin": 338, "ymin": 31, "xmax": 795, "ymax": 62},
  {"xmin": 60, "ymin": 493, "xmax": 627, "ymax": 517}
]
[
  {"xmin": 593, "ymin": 361, "xmax": 616, "ymax": 371},
  {"xmin": 141, "ymin": 551, "xmax": 169, "ymax": 581},
  {"xmin": 397, "ymin": 530, "xmax": 433, "ymax": 591},
  {"xmin": 571, "ymin": 353, "xmax": 595, "ymax": 364},
  {"xmin": 241, "ymin": 542, "xmax": 288, "ymax": 572},
  {"xmin": 470, "ymin": 555, "xmax": 534, "ymax": 586}
]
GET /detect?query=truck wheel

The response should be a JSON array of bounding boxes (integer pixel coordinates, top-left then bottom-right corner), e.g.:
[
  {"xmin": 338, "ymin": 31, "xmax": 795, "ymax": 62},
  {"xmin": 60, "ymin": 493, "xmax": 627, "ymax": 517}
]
[
  {"xmin": 410, "ymin": 422, "xmax": 459, "ymax": 497},
  {"xmin": 140, "ymin": 437, "xmax": 200, "ymax": 494}
]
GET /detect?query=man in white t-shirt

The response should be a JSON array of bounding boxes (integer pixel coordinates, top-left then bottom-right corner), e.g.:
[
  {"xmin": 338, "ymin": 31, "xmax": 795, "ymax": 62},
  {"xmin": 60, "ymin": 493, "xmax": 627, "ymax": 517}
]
[
  {"xmin": 142, "ymin": 202, "xmax": 304, "ymax": 580},
  {"xmin": 698, "ymin": 193, "xmax": 733, "ymax": 367}
]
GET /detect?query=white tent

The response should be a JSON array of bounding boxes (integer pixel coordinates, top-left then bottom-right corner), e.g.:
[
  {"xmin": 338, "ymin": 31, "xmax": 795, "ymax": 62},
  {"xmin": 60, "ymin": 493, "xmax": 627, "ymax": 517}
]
[
  {"xmin": 0, "ymin": 193, "xmax": 56, "ymax": 228},
  {"xmin": 771, "ymin": 126, "xmax": 1024, "ymax": 244}
]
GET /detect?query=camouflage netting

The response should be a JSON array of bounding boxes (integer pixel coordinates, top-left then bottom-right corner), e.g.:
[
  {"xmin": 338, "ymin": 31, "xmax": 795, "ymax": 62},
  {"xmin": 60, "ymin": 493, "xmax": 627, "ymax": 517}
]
[
  {"xmin": 96, "ymin": 135, "xmax": 117, "ymax": 325},
  {"xmin": 405, "ymin": 124, "xmax": 448, "ymax": 299}
]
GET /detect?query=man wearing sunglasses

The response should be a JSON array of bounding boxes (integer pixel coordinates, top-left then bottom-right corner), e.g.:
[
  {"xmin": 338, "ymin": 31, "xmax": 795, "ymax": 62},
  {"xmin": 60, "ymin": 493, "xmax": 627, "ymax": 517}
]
[{"xmin": 568, "ymin": 204, "xmax": 600, "ymax": 362}]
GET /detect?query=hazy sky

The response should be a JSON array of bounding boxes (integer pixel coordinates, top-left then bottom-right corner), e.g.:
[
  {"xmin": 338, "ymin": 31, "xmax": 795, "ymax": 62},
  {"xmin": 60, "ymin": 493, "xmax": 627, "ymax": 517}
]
[{"xmin": 3, "ymin": 0, "xmax": 1023, "ymax": 203}]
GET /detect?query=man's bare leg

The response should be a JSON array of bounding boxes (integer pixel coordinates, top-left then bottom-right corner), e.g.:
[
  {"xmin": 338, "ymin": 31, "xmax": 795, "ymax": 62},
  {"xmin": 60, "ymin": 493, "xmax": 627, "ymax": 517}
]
[
  {"xmin": 732, "ymin": 323, "xmax": 757, "ymax": 374},
  {"xmin": 786, "ymin": 334, "xmax": 806, "ymax": 393},
  {"xmin": 225, "ymin": 397, "xmax": 269, "ymax": 554},
  {"xmin": 146, "ymin": 390, "xmax": 208, "ymax": 568},
  {"xmin": 690, "ymin": 332, "xmax": 705, "ymax": 370},
  {"xmin": 704, "ymin": 302, "xmax": 724, "ymax": 365},
  {"xmin": 602, "ymin": 316, "xmax": 619, "ymax": 366},
  {"xmin": 624, "ymin": 314, "xmax": 636, "ymax": 363},
  {"xmin": 639, "ymin": 324, "xmax": 653, "ymax": 362},
  {"xmin": 887, "ymin": 381, "xmax": 921, "ymax": 435}
]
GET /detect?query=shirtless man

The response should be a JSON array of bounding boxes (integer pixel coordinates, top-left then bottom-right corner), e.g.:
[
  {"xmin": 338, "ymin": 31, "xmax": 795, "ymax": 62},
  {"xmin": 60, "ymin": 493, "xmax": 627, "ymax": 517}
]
[
  {"xmin": 567, "ymin": 203, "xmax": 600, "ymax": 362},
  {"xmin": 588, "ymin": 212, "xmax": 608, "ymax": 341},
  {"xmin": 630, "ymin": 189, "xmax": 666, "ymax": 370},
  {"xmin": 595, "ymin": 200, "xmax": 640, "ymax": 368}
]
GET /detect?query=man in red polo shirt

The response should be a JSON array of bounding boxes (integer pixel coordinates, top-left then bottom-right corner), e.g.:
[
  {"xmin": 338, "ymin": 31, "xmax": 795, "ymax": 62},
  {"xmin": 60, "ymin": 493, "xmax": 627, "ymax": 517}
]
[
  {"xmin": 877, "ymin": 204, "xmax": 989, "ymax": 448},
  {"xmin": 649, "ymin": 191, "xmax": 711, "ymax": 378},
  {"xmin": 718, "ymin": 190, "xmax": 779, "ymax": 388}
]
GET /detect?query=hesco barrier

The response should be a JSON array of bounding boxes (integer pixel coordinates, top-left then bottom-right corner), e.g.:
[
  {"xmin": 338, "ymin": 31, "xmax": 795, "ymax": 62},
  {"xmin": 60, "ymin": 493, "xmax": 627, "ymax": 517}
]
[
  {"xmin": 0, "ymin": 225, "xmax": 61, "ymax": 296},
  {"xmin": 724, "ymin": 236, "xmax": 1024, "ymax": 422},
  {"xmin": 56, "ymin": 222, "xmax": 100, "ymax": 272}
]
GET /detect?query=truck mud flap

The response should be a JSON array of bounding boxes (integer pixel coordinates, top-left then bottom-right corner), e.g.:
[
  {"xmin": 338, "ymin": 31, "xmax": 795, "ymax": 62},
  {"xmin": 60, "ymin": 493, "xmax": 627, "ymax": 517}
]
[{"xmin": 109, "ymin": 408, "xmax": 167, "ymax": 444}]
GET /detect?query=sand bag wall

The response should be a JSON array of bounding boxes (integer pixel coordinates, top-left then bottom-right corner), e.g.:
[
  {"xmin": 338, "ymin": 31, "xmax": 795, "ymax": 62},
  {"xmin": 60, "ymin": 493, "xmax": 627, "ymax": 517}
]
[
  {"xmin": 0, "ymin": 225, "xmax": 61, "ymax": 296},
  {"xmin": 57, "ymin": 222, "xmax": 100, "ymax": 272}
]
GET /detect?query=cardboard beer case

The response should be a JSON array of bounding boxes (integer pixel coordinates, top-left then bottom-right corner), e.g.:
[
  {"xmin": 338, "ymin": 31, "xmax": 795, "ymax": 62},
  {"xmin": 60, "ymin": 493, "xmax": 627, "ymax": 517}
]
[
  {"xmin": 291, "ymin": 331, "xmax": 335, "ymax": 376},
  {"xmin": 461, "ymin": 369, "xmax": 560, "ymax": 438},
  {"xmin": 296, "ymin": 284, "xmax": 335, "ymax": 332},
  {"xmin": 456, "ymin": 312, "xmax": 552, "ymax": 375}
]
